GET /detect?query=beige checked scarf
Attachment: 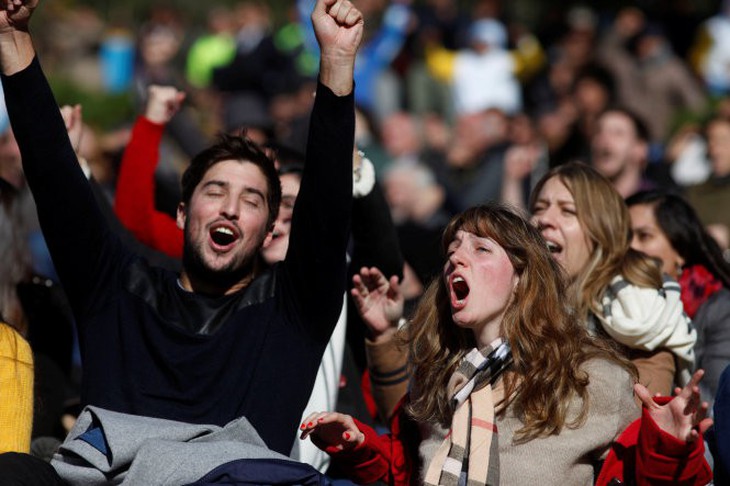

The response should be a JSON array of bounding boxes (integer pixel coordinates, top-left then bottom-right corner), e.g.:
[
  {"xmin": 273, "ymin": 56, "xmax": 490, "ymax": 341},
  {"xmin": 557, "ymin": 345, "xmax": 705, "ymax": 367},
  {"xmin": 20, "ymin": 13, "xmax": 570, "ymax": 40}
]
[{"xmin": 424, "ymin": 338, "xmax": 512, "ymax": 486}]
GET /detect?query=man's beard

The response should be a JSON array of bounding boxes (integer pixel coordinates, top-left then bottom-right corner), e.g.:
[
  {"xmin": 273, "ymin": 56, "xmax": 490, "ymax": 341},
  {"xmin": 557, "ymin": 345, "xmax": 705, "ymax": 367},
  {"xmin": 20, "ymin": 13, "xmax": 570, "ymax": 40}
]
[{"xmin": 181, "ymin": 230, "xmax": 258, "ymax": 294}]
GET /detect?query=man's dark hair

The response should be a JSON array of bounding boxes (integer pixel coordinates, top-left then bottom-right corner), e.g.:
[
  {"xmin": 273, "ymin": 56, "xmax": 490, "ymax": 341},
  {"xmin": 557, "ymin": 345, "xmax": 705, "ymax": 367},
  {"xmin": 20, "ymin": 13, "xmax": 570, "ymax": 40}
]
[{"xmin": 181, "ymin": 133, "xmax": 282, "ymax": 229}]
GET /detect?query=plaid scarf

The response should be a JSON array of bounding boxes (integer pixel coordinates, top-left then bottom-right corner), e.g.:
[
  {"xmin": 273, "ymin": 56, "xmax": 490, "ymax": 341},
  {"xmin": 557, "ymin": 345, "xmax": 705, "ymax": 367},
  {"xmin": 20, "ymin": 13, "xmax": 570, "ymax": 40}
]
[{"xmin": 424, "ymin": 338, "xmax": 512, "ymax": 486}]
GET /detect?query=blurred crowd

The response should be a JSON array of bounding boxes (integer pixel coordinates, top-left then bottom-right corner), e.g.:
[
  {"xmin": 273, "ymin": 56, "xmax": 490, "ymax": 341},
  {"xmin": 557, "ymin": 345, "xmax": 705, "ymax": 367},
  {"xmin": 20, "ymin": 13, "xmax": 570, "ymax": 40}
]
[{"xmin": 3, "ymin": 0, "xmax": 730, "ymax": 482}]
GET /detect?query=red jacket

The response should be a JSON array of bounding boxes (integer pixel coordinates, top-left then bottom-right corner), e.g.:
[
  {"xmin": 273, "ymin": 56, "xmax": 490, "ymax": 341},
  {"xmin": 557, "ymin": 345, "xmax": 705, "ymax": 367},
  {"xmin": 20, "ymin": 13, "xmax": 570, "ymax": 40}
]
[{"xmin": 327, "ymin": 397, "xmax": 711, "ymax": 485}]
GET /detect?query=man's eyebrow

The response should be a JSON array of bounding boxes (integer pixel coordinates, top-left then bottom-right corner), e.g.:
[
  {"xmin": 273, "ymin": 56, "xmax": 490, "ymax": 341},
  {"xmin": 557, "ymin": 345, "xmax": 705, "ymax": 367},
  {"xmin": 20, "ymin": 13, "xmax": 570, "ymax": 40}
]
[
  {"xmin": 202, "ymin": 180, "xmax": 227, "ymax": 190},
  {"xmin": 242, "ymin": 186, "xmax": 266, "ymax": 202},
  {"xmin": 202, "ymin": 181, "xmax": 266, "ymax": 202}
]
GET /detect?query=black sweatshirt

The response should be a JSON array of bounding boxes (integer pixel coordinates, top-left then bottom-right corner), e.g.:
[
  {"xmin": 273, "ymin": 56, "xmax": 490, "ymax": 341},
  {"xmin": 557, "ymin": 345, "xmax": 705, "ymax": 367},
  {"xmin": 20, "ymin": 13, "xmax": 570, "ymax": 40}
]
[{"xmin": 4, "ymin": 57, "xmax": 353, "ymax": 454}]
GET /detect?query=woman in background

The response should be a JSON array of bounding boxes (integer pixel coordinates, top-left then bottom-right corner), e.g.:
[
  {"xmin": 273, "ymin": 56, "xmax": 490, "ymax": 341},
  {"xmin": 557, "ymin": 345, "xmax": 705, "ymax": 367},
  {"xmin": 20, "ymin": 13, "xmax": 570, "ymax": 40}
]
[{"xmin": 627, "ymin": 189, "xmax": 730, "ymax": 404}]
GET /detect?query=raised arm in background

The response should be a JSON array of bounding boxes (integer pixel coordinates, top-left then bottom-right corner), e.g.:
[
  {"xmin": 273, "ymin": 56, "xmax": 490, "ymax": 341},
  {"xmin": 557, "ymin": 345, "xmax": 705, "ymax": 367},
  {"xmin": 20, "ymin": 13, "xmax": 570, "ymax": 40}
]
[{"xmin": 114, "ymin": 85, "xmax": 186, "ymax": 258}]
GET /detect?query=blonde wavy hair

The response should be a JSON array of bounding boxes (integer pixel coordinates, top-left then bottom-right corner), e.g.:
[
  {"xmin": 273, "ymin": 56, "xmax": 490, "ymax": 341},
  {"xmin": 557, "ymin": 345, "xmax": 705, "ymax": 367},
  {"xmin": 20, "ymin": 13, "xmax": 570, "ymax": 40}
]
[
  {"xmin": 403, "ymin": 203, "xmax": 633, "ymax": 442},
  {"xmin": 528, "ymin": 162, "xmax": 662, "ymax": 323}
]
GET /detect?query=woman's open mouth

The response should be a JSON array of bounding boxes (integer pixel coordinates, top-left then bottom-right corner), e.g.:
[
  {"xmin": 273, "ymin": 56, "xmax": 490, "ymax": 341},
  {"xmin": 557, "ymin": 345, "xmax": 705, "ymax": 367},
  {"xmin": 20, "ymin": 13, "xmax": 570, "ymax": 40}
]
[{"xmin": 450, "ymin": 275, "xmax": 470, "ymax": 308}]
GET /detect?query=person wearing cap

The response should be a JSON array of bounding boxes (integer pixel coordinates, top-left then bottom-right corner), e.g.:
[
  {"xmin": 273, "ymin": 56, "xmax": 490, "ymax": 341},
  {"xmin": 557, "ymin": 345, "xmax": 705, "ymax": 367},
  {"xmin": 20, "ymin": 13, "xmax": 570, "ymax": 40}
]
[{"xmin": 425, "ymin": 17, "xmax": 544, "ymax": 116}]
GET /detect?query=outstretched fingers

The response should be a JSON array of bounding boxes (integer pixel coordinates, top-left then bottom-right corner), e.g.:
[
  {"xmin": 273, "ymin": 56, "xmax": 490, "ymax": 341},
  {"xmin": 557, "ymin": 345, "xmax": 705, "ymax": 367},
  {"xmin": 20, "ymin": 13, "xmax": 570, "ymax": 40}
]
[
  {"xmin": 299, "ymin": 411, "xmax": 364, "ymax": 451},
  {"xmin": 634, "ymin": 382, "xmax": 660, "ymax": 411}
]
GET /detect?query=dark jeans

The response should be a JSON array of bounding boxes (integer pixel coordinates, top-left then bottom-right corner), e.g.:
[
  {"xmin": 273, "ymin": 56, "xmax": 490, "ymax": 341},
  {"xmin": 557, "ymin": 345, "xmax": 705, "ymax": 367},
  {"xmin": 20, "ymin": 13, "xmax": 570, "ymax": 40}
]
[{"xmin": 0, "ymin": 452, "xmax": 66, "ymax": 485}]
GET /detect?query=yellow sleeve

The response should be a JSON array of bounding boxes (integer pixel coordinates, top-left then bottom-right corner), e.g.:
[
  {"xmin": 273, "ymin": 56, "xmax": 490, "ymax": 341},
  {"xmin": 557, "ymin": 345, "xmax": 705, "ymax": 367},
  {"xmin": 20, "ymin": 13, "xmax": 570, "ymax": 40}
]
[
  {"xmin": 425, "ymin": 44, "xmax": 457, "ymax": 82},
  {"xmin": 511, "ymin": 34, "xmax": 546, "ymax": 81},
  {"xmin": 0, "ymin": 324, "xmax": 34, "ymax": 454},
  {"xmin": 688, "ymin": 26, "xmax": 712, "ymax": 74}
]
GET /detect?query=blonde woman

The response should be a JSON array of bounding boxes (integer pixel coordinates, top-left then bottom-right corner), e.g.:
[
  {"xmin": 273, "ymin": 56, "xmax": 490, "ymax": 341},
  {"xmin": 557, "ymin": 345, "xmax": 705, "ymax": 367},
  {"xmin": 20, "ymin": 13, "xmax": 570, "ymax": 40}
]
[{"xmin": 530, "ymin": 162, "xmax": 696, "ymax": 396}]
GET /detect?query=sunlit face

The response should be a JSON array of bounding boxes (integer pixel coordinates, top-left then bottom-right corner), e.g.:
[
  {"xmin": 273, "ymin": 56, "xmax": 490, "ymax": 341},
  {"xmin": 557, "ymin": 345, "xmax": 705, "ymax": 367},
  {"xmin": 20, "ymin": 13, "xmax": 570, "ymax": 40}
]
[
  {"xmin": 531, "ymin": 177, "xmax": 593, "ymax": 279},
  {"xmin": 629, "ymin": 203, "xmax": 683, "ymax": 279},
  {"xmin": 261, "ymin": 172, "xmax": 301, "ymax": 265},
  {"xmin": 591, "ymin": 111, "xmax": 643, "ymax": 180},
  {"xmin": 177, "ymin": 160, "xmax": 272, "ymax": 291},
  {"xmin": 707, "ymin": 119, "xmax": 730, "ymax": 177},
  {"xmin": 443, "ymin": 230, "xmax": 518, "ymax": 346}
]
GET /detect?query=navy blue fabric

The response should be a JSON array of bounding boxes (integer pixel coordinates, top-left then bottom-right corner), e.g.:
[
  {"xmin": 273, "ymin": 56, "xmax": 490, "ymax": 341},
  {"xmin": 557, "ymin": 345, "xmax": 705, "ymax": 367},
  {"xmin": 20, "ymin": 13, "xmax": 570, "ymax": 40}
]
[
  {"xmin": 76, "ymin": 424, "xmax": 109, "ymax": 459},
  {"xmin": 185, "ymin": 458, "xmax": 331, "ymax": 485},
  {"xmin": 712, "ymin": 364, "xmax": 730, "ymax": 483}
]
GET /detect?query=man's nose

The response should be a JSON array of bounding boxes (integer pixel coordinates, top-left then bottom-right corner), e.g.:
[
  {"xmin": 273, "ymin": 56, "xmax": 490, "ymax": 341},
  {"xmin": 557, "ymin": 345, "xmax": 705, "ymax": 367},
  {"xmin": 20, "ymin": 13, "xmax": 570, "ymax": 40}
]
[{"xmin": 220, "ymin": 196, "xmax": 240, "ymax": 220}]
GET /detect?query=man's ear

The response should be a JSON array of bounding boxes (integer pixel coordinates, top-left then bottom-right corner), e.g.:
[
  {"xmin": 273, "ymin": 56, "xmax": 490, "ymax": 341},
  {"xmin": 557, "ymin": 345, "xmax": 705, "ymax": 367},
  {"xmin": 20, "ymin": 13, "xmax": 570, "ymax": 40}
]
[{"xmin": 176, "ymin": 202, "xmax": 187, "ymax": 230}]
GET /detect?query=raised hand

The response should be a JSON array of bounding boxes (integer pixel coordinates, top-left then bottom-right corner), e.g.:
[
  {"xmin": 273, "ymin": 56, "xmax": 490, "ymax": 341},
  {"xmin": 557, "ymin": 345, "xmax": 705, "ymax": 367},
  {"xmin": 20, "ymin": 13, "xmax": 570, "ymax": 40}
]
[
  {"xmin": 634, "ymin": 369, "xmax": 713, "ymax": 442},
  {"xmin": 351, "ymin": 266, "xmax": 404, "ymax": 341},
  {"xmin": 311, "ymin": 0, "xmax": 363, "ymax": 95},
  {"xmin": 144, "ymin": 85, "xmax": 186, "ymax": 125},
  {"xmin": 299, "ymin": 411, "xmax": 364, "ymax": 453},
  {"xmin": 0, "ymin": 0, "xmax": 39, "ymax": 75},
  {"xmin": 59, "ymin": 104, "xmax": 83, "ymax": 154},
  {"xmin": 0, "ymin": 0, "xmax": 38, "ymax": 31},
  {"xmin": 311, "ymin": 0, "xmax": 363, "ymax": 59}
]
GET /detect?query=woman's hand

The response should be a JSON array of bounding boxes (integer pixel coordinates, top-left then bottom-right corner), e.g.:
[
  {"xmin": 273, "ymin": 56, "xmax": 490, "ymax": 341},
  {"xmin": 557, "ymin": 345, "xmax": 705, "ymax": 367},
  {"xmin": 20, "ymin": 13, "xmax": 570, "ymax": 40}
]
[
  {"xmin": 299, "ymin": 411, "xmax": 364, "ymax": 452},
  {"xmin": 351, "ymin": 266, "xmax": 404, "ymax": 341},
  {"xmin": 634, "ymin": 369, "xmax": 713, "ymax": 442}
]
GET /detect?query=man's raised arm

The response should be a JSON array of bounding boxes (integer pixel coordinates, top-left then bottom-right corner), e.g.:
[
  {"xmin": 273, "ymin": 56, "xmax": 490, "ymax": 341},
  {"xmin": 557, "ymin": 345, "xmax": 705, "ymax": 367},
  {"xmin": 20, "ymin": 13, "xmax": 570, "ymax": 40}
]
[
  {"xmin": 0, "ymin": 0, "xmax": 127, "ymax": 316},
  {"xmin": 284, "ymin": 0, "xmax": 363, "ymax": 339}
]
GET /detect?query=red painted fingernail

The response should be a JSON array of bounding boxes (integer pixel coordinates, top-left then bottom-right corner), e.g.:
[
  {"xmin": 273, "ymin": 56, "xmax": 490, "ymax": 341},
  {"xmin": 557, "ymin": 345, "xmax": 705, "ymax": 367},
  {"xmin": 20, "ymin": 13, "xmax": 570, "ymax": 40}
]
[
  {"xmin": 318, "ymin": 418, "xmax": 324, "ymax": 422},
  {"xmin": 344, "ymin": 432, "xmax": 351, "ymax": 440},
  {"xmin": 300, "ymin": 423, "xmax": 306, "ymax": 429},
  {"xmin": 308, "ymin": 422, "xmax": 313, "ymax": 427}
]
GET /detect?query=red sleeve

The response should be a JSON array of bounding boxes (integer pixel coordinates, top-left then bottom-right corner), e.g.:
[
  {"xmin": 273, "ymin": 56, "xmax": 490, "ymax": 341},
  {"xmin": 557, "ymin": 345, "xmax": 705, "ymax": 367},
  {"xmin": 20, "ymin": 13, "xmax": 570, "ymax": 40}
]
[
  {"xmin": 114, "ymin": 116, "xmax": 183, "ymax": 259},
  {"xmin": 597, "ymin": 396, "xmax": 712, "ymax": 486},
  {"xmin": 327, "ymin": 411, "xmax": 414, "ymax": 485},
  {"xmin": 634, "ymin": 398, "xmax": 712, "ymax": 485}
]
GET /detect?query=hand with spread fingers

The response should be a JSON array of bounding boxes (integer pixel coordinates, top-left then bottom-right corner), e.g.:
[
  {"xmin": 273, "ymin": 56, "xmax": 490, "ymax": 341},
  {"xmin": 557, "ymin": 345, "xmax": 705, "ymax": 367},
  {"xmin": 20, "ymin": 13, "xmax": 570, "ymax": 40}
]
[
  {"xmin": 634, "ymin": 369, "xmax": 713, "ymax": 442},
  {"xmin": 299, "ymin": 411, "xmax": 364, "ymax": 452},
  {"xmin": 351, "ymin": 266, "xmax": 403, "ymax": 342},
  {"xmin": 59, "ymin": 104, "xmax": 83, "ymax": 154}
]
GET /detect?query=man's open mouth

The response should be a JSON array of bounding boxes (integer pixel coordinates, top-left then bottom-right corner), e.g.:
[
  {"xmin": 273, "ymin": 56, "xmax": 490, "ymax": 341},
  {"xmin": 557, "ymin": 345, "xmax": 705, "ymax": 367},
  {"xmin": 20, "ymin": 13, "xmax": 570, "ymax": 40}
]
[{"xmin": 209, "ymin": 225, "xmax": 239, "ymax": 247}]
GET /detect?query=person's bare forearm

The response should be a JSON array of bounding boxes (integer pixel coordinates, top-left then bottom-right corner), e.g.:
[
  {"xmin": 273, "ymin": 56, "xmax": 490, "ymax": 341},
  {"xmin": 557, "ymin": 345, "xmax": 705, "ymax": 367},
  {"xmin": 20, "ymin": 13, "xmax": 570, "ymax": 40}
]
[
  {"xmin": 319, "ymin": 56, "xmax": 355, "ymax": 96},
  {"xmin": 311, "ymin": 0, "xmax": 362, "ymax": 96},
  {"xmin": 0, "ymin": 0, "xmax": 39, "ymax": 75},
  {"xmin": 0, "ymin": 28, "xmax": 34, "ymax": 75}
]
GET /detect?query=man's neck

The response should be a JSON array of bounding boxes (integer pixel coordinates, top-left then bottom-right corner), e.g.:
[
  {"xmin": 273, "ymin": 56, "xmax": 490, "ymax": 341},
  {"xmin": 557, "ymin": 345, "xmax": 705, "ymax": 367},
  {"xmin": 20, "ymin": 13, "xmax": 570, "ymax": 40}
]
[
  {"xmin": 611, "ymin": 165, "xmax": 643, "ymax": 199},
  {"xmin": 178, "ymin": 261, "xmax": 261, "ymax": 297}
]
